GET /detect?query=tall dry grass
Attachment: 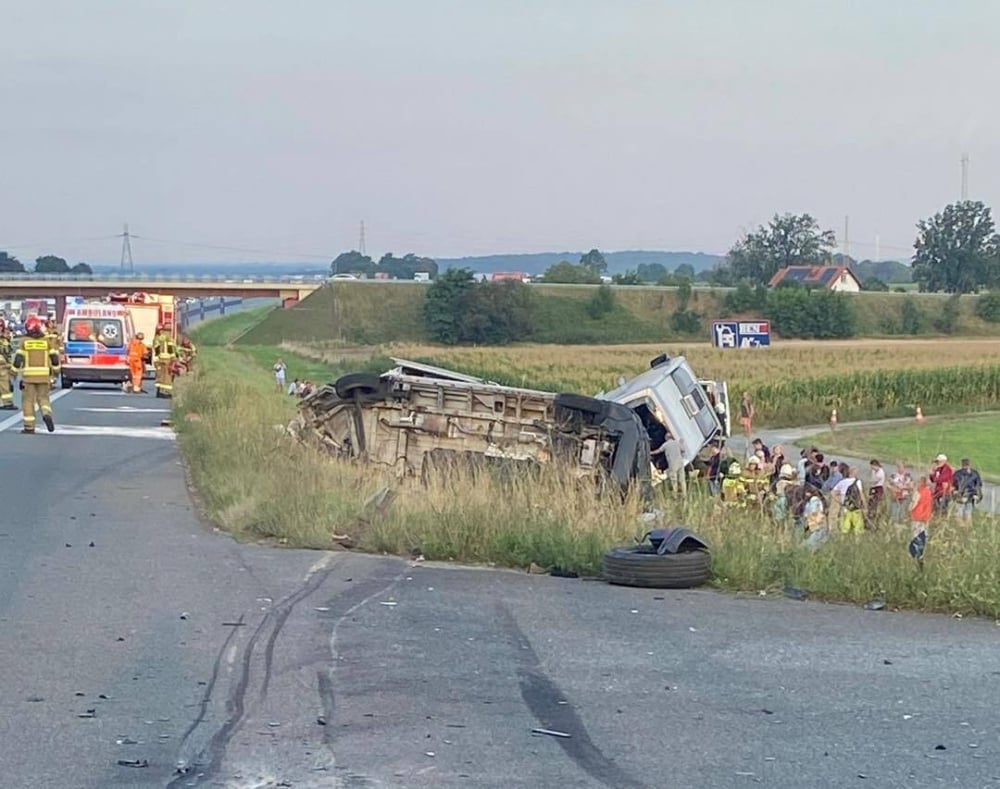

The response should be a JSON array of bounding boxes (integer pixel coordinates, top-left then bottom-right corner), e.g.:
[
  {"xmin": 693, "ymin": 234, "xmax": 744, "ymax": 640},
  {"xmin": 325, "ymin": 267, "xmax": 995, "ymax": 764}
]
[{"xmin": 174, "ymin": 346, "xmax": 1000, "ymax": 618}]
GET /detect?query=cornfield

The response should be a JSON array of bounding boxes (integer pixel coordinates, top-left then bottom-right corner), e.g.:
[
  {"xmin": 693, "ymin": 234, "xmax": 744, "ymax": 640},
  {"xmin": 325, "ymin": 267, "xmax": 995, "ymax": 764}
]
[{"xmin": 286, "ymin": 339, "xmax": 1000, "ymax": 428}]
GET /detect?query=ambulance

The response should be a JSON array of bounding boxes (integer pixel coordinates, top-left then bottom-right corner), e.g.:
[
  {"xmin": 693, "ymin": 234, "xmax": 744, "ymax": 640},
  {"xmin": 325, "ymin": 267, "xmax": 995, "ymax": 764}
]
[{"xmin": 60, "ymin": 302, "xmax": 135, "ymax": 388}]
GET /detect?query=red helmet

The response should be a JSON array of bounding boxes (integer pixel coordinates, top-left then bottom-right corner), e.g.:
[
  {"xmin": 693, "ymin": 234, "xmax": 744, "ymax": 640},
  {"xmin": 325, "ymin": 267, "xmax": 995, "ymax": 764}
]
[{"xmin": 25, "ymin": 316, "xmax": 44, "ymax": 337}]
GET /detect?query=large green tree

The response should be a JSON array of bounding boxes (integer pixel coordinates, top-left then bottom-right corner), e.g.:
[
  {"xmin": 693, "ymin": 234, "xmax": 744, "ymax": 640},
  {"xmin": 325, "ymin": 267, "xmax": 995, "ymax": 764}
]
[
  {"xmin": 331, "ymin": 250, "xmax": 374, "ymax": 277},
  {"xmin": 912, "ymin": 201, "xmax": 1000, "ymax": 293},
  {"xmin": 35, "ymin": 255, "xmax": 70, "ymax": 273},
  {"xmin": 541, "ymin": 261, "xmax": 601, "ymax": 284},
  {"xmin": 0, "ymin": 251, "xmax": 25, "ymax": 273},
  {"xmin": 726, "ymin": 213, "xmax": 836, "ymax": 286},
  {"xmin": 580, "ymin": 248, "xmax": 607, "ymax": 276},
  {"xmin": 423, "ymin": 268, "xmax": 476, "ymax": 344}
]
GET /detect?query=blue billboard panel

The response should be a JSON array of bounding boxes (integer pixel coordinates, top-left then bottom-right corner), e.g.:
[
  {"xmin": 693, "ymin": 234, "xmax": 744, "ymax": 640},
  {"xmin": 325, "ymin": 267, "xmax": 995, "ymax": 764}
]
[{"xmin": 711, "ymin": 320, "xmax": 770, "ymax": 349}]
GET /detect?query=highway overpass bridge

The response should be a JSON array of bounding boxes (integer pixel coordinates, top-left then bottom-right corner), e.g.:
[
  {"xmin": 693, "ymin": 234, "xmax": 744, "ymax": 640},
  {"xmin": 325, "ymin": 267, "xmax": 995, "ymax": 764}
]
[{"xmin": 0, "ymin": 274, "xmax": 322, "ymax": 320}]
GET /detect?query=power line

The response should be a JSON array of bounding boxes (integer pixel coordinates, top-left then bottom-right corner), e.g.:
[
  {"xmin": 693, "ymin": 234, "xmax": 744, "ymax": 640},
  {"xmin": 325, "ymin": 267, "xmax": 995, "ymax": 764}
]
[{"xmin": 129, "ymin": 234, "xmax": 333, "ymax": 260}]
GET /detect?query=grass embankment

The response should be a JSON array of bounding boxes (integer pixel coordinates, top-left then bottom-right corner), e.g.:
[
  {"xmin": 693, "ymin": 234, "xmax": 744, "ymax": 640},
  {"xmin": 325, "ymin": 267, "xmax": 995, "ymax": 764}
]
[
  {"xmin": 174, "ymin": 333, "xmax": 1000, "ymax": 618},
  {"xmin": 809, "ymin": 414, "xmax": 1000, "ymax": 481},
  {"xmin": 236, "ymin": 282, "xmax": 999, "ymax": 347}
]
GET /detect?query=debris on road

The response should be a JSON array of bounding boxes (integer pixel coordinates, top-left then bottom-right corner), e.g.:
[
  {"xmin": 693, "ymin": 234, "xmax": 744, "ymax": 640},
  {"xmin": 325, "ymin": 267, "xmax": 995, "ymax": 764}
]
[
  {"xmin": 531, "ymin": 728, "xmax": 572, "ymax": 739},
  {"xmin": 117, "ymin": 759, "xmax": 149, "ymax": 768},
  {"xmin": 116, "ymin": 737, "xmax": 139, "ymax": 745},
  {"xmin": 78, "ymin": 709, "xmax": 96, "ymax": 718},
  {"xmin": 379, "ymin": 600, "xmax": 397, "ymax": 607},
  {"xmin": 316, "ymin": 716, "xmax": 327, "ymax": 726},
  {"xmin": 864, "ymin": 599, "xmax": 886, "ymax": 611},
  {"xmin": 179, "ymin": 612, "xmax": 190, "ymax": 620},
  {"xmin": 783, "ymin": 586, "xmax": 808, "ymax": 601}
]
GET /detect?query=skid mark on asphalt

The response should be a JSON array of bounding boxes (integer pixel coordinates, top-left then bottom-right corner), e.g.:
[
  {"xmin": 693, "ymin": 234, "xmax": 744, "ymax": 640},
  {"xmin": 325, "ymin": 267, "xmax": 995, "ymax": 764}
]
[{"xmin": 496, "ymin": 603, "xmax": 646, "ymax": 789}]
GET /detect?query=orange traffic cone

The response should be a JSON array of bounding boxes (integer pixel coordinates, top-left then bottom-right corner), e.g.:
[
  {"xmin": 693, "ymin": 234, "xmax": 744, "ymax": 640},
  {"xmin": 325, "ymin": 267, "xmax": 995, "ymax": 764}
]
[
  {"xmin": 915, "ymin": 405, "xmax": 925, "ymax": 424},
  {"xmin": 830, "ymin": 408, "xmax": 838, "ymax": 430}
]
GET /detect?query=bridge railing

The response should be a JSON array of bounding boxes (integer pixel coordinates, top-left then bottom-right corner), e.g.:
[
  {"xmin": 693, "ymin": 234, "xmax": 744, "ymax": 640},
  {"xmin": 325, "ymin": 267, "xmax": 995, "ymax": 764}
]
[{"xmin": 0, "ymin": 273, "xmax": 328, "ymax": 284}]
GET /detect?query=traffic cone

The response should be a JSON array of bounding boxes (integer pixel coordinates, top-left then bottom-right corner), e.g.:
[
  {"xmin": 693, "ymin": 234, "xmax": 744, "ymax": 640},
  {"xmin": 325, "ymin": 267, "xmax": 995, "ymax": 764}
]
[
  {"xmin": 915, "ymin": 405, "xmax": 925, "ymax": 424},
  {"xmin": 830, "ymin": 408, "xmax": 838, "ymax": 430}
]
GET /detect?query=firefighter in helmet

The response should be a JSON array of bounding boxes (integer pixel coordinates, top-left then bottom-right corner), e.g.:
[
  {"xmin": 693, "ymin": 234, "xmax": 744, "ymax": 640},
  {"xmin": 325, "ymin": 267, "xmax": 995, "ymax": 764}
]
[
  {"xmin": 44, "ymin": 316, "xmax": 62, "ymax": 387},
  {"xmin": 0, "ymin": 319, "xmax": 15, "ymax": 410},
  {"xmin": 12, "ymin": 316, "xmax": 60, "ymax": 433},
  {"xmin": 153, "ymin": 324, "xmax": 177, "ymax": 398},
  {"xmin": 178, "ymin": 334, "xmax": 197, "ymax": 373}
]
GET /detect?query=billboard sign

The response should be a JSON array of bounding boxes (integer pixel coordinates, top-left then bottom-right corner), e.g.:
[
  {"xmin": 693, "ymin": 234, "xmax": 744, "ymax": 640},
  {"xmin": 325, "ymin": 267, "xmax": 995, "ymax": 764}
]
[{"xmin": 711, "ymin": 320, "xmax": 770, "ymax": 349}]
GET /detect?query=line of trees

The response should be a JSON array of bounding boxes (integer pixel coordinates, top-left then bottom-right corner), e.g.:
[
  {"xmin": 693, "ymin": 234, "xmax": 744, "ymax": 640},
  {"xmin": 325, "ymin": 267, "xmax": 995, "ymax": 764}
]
[
  {"xmin": 331, "ymin": 251, "xmax": 437, "ymax": 280},
  {"xmin": 0, "ymin": 252, "xmax": 92, "ymax": 274},
  {"xmin": 716, "ymin": 201, "xmax": 1000, "ymax": 295}
]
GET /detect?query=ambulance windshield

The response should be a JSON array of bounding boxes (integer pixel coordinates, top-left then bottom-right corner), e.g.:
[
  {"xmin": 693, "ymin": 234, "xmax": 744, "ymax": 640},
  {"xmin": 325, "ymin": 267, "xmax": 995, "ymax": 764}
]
[{"xmin": 67, "ymin": 318, "xmax": 125, "ymax": 348}]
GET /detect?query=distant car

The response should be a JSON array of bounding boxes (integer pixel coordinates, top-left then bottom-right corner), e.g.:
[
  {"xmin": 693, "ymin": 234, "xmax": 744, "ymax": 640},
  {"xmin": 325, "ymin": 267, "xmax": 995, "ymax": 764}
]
[{"xmin": 330, "ymin": 273, "xmax": 359, "ymax": 280}]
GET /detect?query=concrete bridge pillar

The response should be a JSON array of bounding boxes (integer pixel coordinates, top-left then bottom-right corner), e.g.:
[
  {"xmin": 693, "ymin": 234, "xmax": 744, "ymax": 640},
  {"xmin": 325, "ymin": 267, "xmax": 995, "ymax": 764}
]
[{"xmin": 54, "ymin": 295, "xmax": 67, "ymax": 324}]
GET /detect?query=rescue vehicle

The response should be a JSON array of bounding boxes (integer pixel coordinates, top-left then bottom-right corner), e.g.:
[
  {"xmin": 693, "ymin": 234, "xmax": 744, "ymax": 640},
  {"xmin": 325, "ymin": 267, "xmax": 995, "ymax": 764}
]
[
  {"xmin": 60, "ymin": 303, "xmax": 135, "ymax": 388},
  {"xmin": 106, "ymin": 292, "xmax": 177, "ymax": 369}
]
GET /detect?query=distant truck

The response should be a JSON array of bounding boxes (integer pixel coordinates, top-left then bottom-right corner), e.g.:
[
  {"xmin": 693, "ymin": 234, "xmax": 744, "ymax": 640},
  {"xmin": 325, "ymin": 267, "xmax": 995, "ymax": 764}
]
[{"xmin": 60, "ymin": 302, "xmax": 135, "ymax": 388}]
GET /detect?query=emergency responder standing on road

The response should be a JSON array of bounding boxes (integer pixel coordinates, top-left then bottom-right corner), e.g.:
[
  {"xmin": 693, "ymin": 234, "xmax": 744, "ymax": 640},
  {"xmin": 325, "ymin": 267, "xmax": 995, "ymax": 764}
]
[
  {"xmin": 153, "ymin": 325, "xmax": 177, "ymax": 398},
  {"xmin": 126, "ymin": 332, "xmax": 147, "ymax": 394},
  {"xmin": 45, "ymin": 317, "xmax": 62, "ymax": 388},
  {"xmin": 0, "ymin": 319, "xmax": 16, "ymax": 410},
  {"xmin": 13, "ymin": 316, "xmax": 59, "ymax": 433}
]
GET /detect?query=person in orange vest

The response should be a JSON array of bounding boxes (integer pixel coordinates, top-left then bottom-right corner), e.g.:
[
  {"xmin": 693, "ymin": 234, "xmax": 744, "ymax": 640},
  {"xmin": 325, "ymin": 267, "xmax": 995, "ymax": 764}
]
[
  {"xmin": 126, "ymin": 332, "xmax": 147, "ymax": 394},
  {"xmin": 12, "ymin": 315, "xmax": 60, "ymax": 433}
]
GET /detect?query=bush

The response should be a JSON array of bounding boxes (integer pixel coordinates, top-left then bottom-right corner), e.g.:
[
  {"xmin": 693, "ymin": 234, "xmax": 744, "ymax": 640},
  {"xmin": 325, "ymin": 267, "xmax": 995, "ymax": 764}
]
[
  {"xmin": 586, "ymin": 284, "xmax": 616, "ymax": 319},
  {"xmin": 764, "ymin": 287, "xmax": 856, "ymax": 339},
  {"xmin": 862, "ymin": 276, "xmax": 889, "ymax": 292},
  {"xmin": 612, "ymin": 270, "xmax": 643, "ymax": 285},
  {"xmin": 723, "ymin": 280, "xmax": 767, "ymax": 313},
  {"xmin": 900, "ymin": 297, "xmax": 924, "ymax": 335},
  {"xmin": 424, "ymin": 268, "xmax": 477, "ymax": 344},
  {"xmin": 934, "ymin": 294, "xmax": 961, "ymax": 334},
  {"xmin": 669, "ymin": 309, "xmax": 702, "ymax": 335},
  {"xmin": 424, "ymin": 269, "xmax": 537, "ymax": 345},
  {"xmin": 976, "ymin": 291, "xmax": 1000, "ymax": 322}
]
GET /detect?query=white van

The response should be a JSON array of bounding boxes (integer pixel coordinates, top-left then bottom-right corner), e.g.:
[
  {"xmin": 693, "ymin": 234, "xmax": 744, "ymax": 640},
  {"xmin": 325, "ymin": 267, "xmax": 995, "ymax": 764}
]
[{"xmin": 598, "ymin": 355, "xmax": 729, "ymax": 465}]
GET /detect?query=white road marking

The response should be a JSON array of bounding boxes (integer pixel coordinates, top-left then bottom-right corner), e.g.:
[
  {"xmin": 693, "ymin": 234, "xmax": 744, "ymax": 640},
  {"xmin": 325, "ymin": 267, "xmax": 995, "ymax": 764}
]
[
  {"xmin": 74, "ymin": 407, "xmax": 170, "ymax": 413},
  {"xmin": 35, "ymin": 425, "xmax": 176, "ymax": 440},
  {"xmin": 0, "ymin": 389, "xmax": 74, "ymax": 433}
]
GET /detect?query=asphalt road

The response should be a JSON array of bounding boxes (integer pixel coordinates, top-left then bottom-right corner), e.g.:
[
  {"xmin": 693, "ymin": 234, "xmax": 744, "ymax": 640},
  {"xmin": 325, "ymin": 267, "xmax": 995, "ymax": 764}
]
[{"xmin": 3, "ymin": 383, "xmax": 1000, "ymax": 788}]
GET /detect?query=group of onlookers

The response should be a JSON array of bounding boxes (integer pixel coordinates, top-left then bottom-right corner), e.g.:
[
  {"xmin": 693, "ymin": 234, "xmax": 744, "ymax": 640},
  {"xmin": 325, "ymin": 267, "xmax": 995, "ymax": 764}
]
[{"xmin": 689, "ymin": 438, "xmax": 984, "ymax": 555}]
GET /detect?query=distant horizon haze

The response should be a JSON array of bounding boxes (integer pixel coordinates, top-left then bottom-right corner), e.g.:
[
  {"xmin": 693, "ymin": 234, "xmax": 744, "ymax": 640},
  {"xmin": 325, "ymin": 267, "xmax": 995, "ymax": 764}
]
[{"xmin": 1, "ymin": 2, "xmax": 996, "ymax": 265}]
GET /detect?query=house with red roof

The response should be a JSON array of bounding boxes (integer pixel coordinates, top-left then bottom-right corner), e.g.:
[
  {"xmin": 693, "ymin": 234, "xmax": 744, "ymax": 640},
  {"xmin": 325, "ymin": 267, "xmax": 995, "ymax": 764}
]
[{"xmin": 768, "ymin": 265, "xmax": 862, "ymax": 292}]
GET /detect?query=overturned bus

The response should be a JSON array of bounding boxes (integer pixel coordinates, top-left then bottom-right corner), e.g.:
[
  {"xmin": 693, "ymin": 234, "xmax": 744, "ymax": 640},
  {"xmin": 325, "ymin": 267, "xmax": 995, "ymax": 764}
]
[{"xmin": 290, "ymin": 356, "xmax": 729, "ymax": 490}]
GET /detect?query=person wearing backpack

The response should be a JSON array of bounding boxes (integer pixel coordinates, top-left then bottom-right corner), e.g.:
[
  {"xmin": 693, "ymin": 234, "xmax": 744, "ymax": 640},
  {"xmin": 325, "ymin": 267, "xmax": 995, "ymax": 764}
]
[{"xmin": 833, "ymin": 467, "xmax": 866, "ymax": 535}]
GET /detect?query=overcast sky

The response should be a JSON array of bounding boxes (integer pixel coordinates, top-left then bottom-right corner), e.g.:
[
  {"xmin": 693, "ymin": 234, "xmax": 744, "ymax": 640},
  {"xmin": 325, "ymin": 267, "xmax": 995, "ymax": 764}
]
[{"xmin": 1, "ymin": 1, "xmax": 997, "ymax": 265}]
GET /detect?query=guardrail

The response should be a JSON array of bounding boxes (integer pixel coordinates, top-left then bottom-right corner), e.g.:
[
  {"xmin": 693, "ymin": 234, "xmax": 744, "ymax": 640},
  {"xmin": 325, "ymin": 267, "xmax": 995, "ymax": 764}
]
[{"xmin": 177, "ymin": 297, "xmax": 244, "ymax": 329}]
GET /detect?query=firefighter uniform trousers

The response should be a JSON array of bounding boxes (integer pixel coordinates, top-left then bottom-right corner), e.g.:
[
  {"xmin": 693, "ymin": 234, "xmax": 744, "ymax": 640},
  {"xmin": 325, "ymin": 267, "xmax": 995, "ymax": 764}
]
[
  {"xmin": 13, "ymin": 338, "xmax": 59, "ymax": 433},
  {"xmin": 154, "ymin": 335, "xmax": 177, "ymax": 398}
]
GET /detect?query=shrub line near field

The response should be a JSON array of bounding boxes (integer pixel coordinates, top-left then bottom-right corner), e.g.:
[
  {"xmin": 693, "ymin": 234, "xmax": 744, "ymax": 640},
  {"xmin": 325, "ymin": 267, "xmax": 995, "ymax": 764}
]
[{"xmin": 173, "ymin": 334, "xmax": 1000, "ymax": 619}]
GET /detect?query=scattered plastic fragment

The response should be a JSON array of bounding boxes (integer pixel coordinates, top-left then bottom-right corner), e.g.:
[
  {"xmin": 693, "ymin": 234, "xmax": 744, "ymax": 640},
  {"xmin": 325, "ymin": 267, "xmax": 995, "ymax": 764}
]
[
  {"xmin": 379, "ymin": 601, "xmax": 397, "ymax": 607},
  {"xmin": 117, "ymin": 759, "xmax": 149, "ymax": 768},
  {"xmin": 934, "ymin": 744, "xmax": 946, "ymax": 751},
  {"xmin": 532, "ymin": 728, "xmax": 571, "ymax": 739},
  {"xmin": 761, "ymin": 709, "xmax": 774, "ymax": 715},
  {"xmin": 864, "ymin": 599, "xmax": 886, "ymax": 611},
  {"xmin": 783, "ymin": 586, "xmax": 808, "ymax": 601},
  {"xmin": 25, "ymin": 696, "xmax": 44, "ymax": 703},
  {"xmin": 882, "ymin": 659, "xmax": 893, "ymax": 665},
  {"xmin": 78, "ymin": 709, "xmax": 96, "ymax": 718},
  {"xmin": 116, "ymin": 738, "xmax": 139, "ymax": 745},
  {"xmin": 316, "ymin": 716, "xmax": 326, "ymax": 726},
  {"xmin": 179, "ymin": 612, "xmax": 189, "ymax": 620}
]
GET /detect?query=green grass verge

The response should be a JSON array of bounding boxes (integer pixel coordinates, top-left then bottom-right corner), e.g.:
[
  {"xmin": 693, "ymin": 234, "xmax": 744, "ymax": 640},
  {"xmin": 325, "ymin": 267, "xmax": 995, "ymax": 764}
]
[
  {"xmin": 174, "ymin": 342, "xmax": 1000, "ymax": 619},
  {"xmin": 189, "ymin": 306, "xmax": 276, "ymax": 346},
  {"xmin": 805, "ymin": 414, "xmax": 1000, "ymax": 481}
]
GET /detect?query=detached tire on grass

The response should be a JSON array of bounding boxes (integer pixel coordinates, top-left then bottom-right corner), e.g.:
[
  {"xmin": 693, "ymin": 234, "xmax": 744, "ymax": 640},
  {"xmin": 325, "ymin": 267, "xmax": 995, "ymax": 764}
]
[{"xmin": 602, "ymin": 546, "xmax": 711, "ymax": 589}]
